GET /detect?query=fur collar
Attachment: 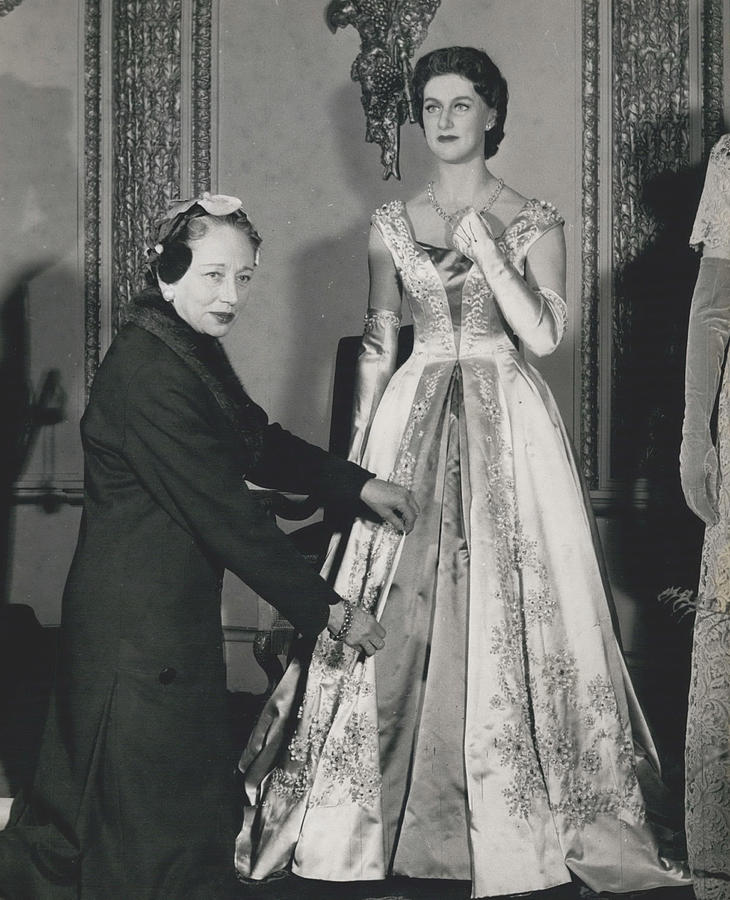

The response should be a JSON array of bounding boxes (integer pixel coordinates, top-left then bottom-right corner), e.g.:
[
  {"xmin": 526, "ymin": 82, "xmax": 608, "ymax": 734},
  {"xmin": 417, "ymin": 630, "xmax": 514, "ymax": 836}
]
[{"xmin": 126, "ymin": 289, "xmax": 266, "ymax": 466}]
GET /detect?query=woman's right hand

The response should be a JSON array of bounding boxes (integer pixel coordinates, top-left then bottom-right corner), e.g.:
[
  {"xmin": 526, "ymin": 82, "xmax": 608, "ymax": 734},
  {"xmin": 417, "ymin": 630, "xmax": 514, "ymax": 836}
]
[
  {"xmin": 448, "ymin": 207, "xmax": 500, "ymax": 267},
  {"xmin": 328, "ymin": 602, "xmax": 386, "ymax": 656}
]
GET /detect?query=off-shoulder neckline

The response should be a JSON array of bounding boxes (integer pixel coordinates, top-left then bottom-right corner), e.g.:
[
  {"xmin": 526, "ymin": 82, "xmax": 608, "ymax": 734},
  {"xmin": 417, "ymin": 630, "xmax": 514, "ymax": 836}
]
[{"xmin": 386, "ymin": 198, "xmax": 554, "ymax": 250}]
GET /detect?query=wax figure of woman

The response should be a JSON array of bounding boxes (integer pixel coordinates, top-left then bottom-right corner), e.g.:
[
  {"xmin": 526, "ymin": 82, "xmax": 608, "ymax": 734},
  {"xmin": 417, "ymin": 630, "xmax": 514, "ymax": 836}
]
[
  {"xmin": 236, "ymin": 49, "xmax": 689, "ymax": 897},
  {"xmin": 0, "ymin": 194, "xmax": 418, "ymax": 900},
  {"xmin": 680, "ymin": 133, "xmax": 730, "ymax": 900}
]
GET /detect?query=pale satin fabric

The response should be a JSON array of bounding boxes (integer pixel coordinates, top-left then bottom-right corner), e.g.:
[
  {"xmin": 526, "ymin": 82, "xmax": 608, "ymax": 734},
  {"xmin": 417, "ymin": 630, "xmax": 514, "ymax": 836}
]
[{"xmin": 235, "ymin": 200, "xmax": 689, "ymax": 896}]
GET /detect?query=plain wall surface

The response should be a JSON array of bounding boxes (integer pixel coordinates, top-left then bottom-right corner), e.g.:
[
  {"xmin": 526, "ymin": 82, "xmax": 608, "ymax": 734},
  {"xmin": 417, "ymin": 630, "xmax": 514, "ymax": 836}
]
[
  {"xmin": 1, "ymin": 0, "xmax": 84, "ymax": 626},
  {"xmin": 0, "ymin": 0, "xmax": 85, "ymax": 484}
]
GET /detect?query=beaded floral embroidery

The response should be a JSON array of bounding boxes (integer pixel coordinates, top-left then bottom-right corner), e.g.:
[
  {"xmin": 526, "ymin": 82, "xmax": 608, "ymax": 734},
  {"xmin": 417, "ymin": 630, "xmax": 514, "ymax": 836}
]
[
  {"xmin": 363, "ymin": 309, "xmax": 401, "ymax": 332},
  {"xmin": 373, "ymin": 202, "xmax": 455, "ymax": 353}
]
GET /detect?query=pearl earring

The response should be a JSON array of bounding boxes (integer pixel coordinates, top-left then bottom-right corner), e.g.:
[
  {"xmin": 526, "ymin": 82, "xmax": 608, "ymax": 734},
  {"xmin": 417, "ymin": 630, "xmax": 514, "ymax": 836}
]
[{"xmin": 162, "ymin": 289, "xmax": 175, "ymax": 302}]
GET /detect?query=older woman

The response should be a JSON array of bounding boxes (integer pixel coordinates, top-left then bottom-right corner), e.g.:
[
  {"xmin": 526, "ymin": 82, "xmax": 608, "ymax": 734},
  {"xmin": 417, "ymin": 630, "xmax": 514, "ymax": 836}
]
[{"xmin": 0, "ymin": 193, "xmax": 417, "ymax": 899}]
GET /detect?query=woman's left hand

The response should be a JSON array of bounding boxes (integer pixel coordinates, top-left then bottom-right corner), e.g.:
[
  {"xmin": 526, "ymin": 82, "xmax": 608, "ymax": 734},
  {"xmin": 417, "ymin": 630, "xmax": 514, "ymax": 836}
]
[
  {"xmin": 448, "ymin": 207, "xmax": 499, "ymax": 265},
  {"xmin": 359, "ymin": 478, "xmax": 420, "ymax": 533}
]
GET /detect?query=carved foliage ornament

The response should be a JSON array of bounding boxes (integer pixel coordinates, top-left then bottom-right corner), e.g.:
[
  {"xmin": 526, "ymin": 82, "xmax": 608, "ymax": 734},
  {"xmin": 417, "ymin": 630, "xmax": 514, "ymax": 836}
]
[
  {"xmin": 326, "ymin": 0, "xmax": 441, "ymax": 179},
  {"xmin": 0, "ymin": 0, "xmax": 24, "ymax": 16},
  {"xmin": 111, "ymin": 0, "xmax": 183, "ymax": 333}
]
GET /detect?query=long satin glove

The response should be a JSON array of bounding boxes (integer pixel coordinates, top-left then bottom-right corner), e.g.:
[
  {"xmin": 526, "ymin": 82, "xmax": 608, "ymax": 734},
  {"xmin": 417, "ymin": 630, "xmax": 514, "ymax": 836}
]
[
  {"xmin": 680, "ymin": 256, "xmax": 730, "ymax": 524},
  {"xmin": 348, "ymin": 308, "xmax": 401, "ymax": 464},
  {"xmin": 449, "ymin": 208, "xmax": 567, "ymax": 356}
]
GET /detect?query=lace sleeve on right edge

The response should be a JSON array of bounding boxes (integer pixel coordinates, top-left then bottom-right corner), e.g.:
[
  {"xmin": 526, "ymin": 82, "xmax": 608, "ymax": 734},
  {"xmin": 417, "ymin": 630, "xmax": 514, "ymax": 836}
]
[{"xmin": 690, "ymin": 134, "xmax": 730, "ymax": 254}]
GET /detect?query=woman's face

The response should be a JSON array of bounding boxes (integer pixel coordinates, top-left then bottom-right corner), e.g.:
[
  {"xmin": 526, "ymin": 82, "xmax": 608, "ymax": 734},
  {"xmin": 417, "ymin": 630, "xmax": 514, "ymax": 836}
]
[
  {"xmin": 162, "ymin": 224, "xmax": 256, "ymax": 337},
  {"xmin": 422, "ymin": 73, "xmax": 493, "ymax": 163}
]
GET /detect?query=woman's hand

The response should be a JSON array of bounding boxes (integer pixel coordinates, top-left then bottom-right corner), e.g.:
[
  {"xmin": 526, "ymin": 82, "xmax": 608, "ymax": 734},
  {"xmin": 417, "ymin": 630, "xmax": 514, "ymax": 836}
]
[
  {"xmin": 327, "ymin": 601, "xmax": 386, "ymax": 656},
  {"xmin": 359, "ymin": 478, "xmax": 419, "ymax": 533},
  {"xmin": 680, "ymin": 437, "xmax": 720, "ymax": 526},
  {"xmin": 448, "ymin": 207, "xmax": 500, "ymax": 267}
]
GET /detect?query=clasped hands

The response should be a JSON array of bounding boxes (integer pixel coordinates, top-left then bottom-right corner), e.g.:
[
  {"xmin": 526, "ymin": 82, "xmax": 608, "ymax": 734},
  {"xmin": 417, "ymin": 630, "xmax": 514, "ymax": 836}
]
[{"xmin": 327, "ymin": 477, "xmax": 419, "ymax": 656}]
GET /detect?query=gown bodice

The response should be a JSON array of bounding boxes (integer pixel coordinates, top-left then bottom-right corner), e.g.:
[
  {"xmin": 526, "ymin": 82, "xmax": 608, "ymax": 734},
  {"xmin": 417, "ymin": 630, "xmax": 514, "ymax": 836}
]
[{"xmin": 372, "ymin": 198, "xmax": 563, "ymax": 361}]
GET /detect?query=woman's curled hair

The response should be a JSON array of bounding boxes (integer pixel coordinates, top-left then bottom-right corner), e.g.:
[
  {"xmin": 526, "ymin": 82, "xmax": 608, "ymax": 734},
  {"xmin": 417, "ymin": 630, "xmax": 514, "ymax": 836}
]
[
  {"xmin": 146, "ymin": 207, "xmax": 262, "ymax": 287},
  {"xmin": 412, "ymin": 46, "xmax": 508, "ymax": 159}
]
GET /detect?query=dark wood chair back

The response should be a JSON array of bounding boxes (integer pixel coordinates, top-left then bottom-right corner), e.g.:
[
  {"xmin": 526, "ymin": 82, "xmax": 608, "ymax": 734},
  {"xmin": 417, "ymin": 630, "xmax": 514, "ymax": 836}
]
[{"xmin": 252, "ymin": 324, "xmax": 414, "ymax": 694}]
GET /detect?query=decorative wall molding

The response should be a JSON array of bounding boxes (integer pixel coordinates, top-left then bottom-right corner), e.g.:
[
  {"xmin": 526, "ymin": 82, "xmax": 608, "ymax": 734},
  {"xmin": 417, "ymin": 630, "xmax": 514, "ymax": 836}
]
[
  {"xmin": 0, "ymin": 0, "xmax": 24, "ymax": 17},
  {"xmin": 580, "ymin": 0, "xmax": 600, "ymax": 488},
  {"xmin": 111, "ymin": 0, "xmax": 183, "ymax": 332},
  {"xmin": 84, "ymin": 0, "xmax": 102, "ymax": 398},
  {"xmin": 703, "ymin": 0, "xmax": 725, "ymax": 153},
  {"xmin": 191, "ymin": 0, "xmax": 213, "ymax": 196}
]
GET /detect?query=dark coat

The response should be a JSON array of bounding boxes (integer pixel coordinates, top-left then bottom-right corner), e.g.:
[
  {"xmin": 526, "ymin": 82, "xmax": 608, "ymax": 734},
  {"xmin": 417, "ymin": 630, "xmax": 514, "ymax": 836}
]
[{"xmin": 0, "ymin": 293, "xmax": 370, "ymax": 899}]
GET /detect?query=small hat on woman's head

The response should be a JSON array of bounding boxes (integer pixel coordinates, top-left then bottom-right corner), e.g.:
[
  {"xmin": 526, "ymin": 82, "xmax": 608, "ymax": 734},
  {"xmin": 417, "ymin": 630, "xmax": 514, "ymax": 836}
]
[
  {"xmin": 145, "ymin": 192, "xmax": 260, "ymax": 269},
  {"xmin": 164, "ymin": 192, "xmax": 243, "ymax": 220},
  {"xmin": 150, "ymin": 192, "xmax": 244, "ymax": 248}
]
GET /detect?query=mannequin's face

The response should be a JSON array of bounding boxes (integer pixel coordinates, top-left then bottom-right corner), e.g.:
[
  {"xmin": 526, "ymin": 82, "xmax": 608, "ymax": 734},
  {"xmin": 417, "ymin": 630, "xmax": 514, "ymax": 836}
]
[
  {"xmin": 160, "ymin": 225, "xmax": 255, "ymax": 337},
  {"xmin": 421, "ymin": 74, "xmax": 494, "ymax": 164}
]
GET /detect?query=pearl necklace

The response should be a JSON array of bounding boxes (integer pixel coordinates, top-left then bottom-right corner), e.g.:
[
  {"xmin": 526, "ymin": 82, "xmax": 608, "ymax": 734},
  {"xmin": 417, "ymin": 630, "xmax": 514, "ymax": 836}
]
[{"xmin": 426, "ymin": 177, "xmax": 505, "ymax": 224}]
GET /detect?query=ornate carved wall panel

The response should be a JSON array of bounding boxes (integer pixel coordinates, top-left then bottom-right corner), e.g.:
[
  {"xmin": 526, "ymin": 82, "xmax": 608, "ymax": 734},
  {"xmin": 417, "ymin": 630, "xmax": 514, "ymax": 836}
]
[
  {"xmin": 112, "ymin": 0, "xmax": 183, "ymax": 333},
  {"xmin": 580, "ymin": 0, "xmax": 600, "ymax": 487},
  {"xmin": 0, "ymin": 0, "xmax": 24, "ymax": 16},
  {"xmin": 84, "ymin": 0, "xmax": 214, "ymax": 388},
  {"xmin": 84, "ymin": 1, "xmax": 102, "ymax": 396},
  {"xmin": 580, "ymin": 0, "xmax": 726, "ymax": 495},
  {"xmin": 610, "ymin": 0, "xmax": 691, "ymax": 483},
  {"xmin": 191, "ymin": 0, "xmax": 213, "ymax": 195},
  {"xmin": 703, "ymin": 0, "xmax": 725, "ymax": 154}
]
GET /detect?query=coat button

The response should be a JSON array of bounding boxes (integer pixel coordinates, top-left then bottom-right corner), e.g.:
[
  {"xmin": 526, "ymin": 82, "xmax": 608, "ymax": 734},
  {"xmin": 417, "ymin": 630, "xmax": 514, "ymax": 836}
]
[{"xmin": 158, "ymin": 666, "xmax": 177, "ymax": 685}]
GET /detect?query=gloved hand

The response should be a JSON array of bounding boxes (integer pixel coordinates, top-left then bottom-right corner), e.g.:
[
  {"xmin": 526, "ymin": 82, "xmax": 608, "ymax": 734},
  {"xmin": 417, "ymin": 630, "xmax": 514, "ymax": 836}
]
[{"xmin": 448, "ymin": 206, "xmax": 567, "ymax": 357}]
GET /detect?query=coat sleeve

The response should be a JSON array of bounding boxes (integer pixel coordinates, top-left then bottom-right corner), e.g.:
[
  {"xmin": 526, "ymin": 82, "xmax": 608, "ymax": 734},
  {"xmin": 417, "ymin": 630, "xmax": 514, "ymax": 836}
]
[
  {"xmin": 120, "ymin": 357, "xmax": 343, "ymax": 636},
  {"xmin": 246, "ymin": 421, "xmax": 374, "ymax": 501}
]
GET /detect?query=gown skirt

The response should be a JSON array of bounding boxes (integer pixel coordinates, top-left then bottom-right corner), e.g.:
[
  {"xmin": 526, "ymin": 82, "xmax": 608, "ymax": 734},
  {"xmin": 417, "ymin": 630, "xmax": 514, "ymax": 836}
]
[{"xmin": 235, "ymin": 199, "xmax": 689, "ymax": 897}]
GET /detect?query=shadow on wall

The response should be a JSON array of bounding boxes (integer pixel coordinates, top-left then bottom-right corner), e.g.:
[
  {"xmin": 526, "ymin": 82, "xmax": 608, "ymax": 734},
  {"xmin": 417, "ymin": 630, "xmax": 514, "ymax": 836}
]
[
  {"xmin": 0, "ymin": 73, "xmax": 77, "ymax": 796},
  {"xmin": 611, "ymin": 162, "xmax": 707, "ymax": 796},
  {"xmin": 276, "ymin": 83, "xmax": 377, "ymax": 436},
  {"xmin": 276, "ymin": 82, "xmax": 429, "ymax": 438},
  {"xmin": 0, "ymin": 270, "xmax": 69, "ymax": 798}
]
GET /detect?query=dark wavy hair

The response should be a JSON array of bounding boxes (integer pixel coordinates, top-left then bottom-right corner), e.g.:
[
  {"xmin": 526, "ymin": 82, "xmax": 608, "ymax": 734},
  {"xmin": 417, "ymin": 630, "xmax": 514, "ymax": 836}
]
[
  {"xmin": 412, "ymin": 46, "xmax": 508, "ymax": 159},
  {"xmin": 146, "ymin": 207, "xmax": 262, "ymax": 287}
]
